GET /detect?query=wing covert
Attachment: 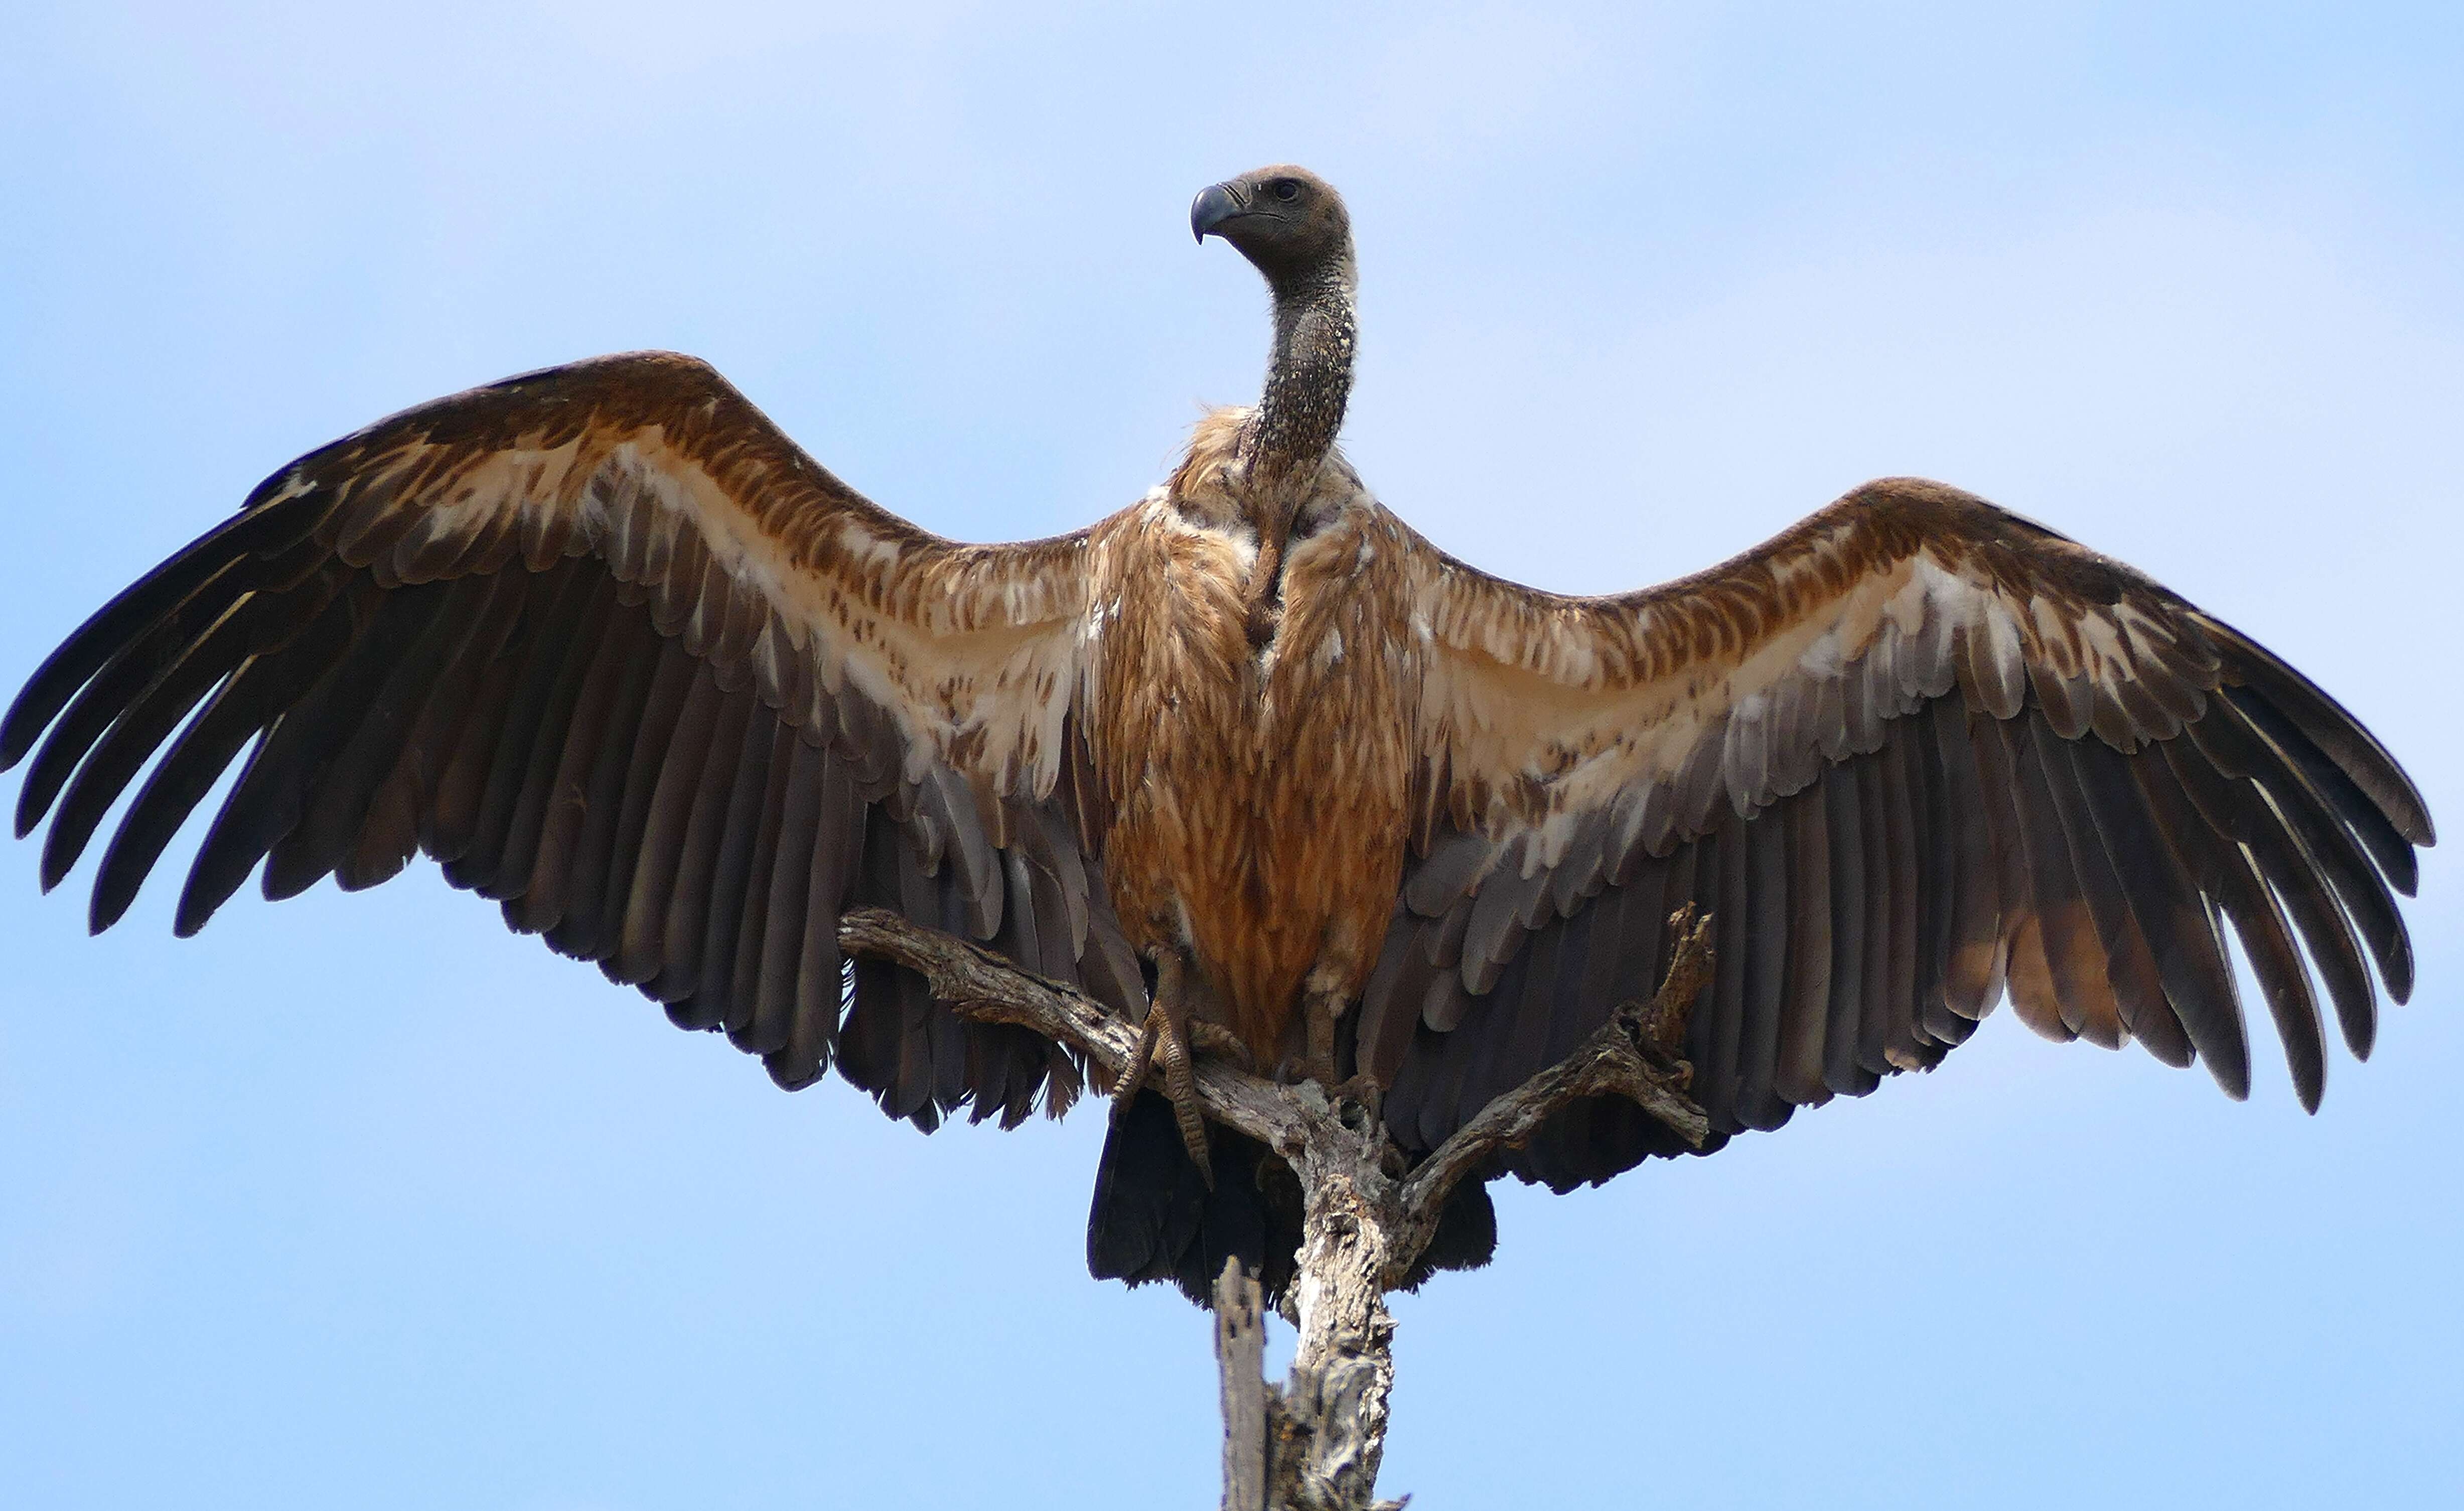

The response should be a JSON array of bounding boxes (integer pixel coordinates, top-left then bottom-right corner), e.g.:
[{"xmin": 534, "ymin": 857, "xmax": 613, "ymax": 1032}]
[
  {"xmin": 1364, "ymin": 478, "xmax": 2430, "ymax": 1185},
  {"xmin": 5, "ymin": 351, "xmax": 1144, "ymax": 1125}
]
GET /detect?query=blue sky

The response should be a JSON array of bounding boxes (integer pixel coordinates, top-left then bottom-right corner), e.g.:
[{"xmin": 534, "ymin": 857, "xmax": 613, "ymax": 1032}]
[{"xmin": 3, "ymin": 4, "xmax": 2458, "ymax": 1506}]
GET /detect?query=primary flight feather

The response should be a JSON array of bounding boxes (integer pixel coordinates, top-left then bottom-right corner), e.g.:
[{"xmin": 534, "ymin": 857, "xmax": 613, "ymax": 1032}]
[{"xmin": 6, "ymin": 165, "xmax": 2431, "ymax": 1301}]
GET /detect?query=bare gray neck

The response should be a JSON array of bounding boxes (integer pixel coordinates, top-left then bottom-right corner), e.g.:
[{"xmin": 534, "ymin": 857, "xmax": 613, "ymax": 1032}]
[{"xmin": 1239, "ymin": 262, "xmax": 1357, "ymax": 494}]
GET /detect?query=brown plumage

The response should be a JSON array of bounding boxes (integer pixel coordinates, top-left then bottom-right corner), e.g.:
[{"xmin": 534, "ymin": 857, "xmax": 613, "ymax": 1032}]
[
  {"xmin": 1092, "ymin": 411, "xmax": 1414, "ymax": 1058},
  {"xmin": 4, "ymin": 165, "xmax": 2432, "ymax": 1303}
]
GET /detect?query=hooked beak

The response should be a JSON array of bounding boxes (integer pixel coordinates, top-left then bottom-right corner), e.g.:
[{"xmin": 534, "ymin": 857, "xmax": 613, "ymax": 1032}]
[{"xmin": 1190, "ymin": 181, "xmax": 1246, "ymax": 242}]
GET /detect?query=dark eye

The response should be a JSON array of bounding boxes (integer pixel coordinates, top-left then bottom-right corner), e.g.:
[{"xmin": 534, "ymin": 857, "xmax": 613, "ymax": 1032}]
[{"xmin": 1270, "ymin": 179, "xmax": 1300, "ymax": 202}]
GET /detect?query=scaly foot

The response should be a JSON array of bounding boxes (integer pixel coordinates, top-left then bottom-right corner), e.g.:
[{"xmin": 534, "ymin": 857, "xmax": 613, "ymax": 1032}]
[
  {"xmin": 1300, "ymin": 986, "xmax": 1344, "ymax": 1089},
  {"xmin": 1110, "ymin": 953, "xmax": 1213, "ymax": 1180},
  {"xmin": 1189, "ymin": 1020, "xmax": 1253, "ymax": 1066}
]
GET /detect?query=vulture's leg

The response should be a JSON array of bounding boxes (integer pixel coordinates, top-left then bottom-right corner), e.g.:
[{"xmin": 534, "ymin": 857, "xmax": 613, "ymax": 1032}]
[
  {"xmin": 1301, "ymin": 985, "xmax": 1384, "ymax": 1113},
  {"xmin": 1111, "ymin": 951, "xmax": 1213, "ymax": 1178},
  {"xmin": 1301, "ymin": 985, "xmax": 1343, "ymax": 1088}
]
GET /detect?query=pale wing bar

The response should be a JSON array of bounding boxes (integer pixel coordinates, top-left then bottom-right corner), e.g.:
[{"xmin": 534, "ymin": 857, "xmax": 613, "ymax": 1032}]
[
  {"xmin": 1364, "ymin": 483, "xmax": 2430, "ymax": 1187},
  {"xmin": 5, "ymin": 356, "xmax": 1143, "ymax": 1128}
]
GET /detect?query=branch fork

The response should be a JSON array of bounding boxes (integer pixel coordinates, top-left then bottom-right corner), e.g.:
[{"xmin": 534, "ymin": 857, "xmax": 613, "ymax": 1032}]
[{"xmin": 838, "ymin": 904, "xmax": 1716, "ymax": 1511}]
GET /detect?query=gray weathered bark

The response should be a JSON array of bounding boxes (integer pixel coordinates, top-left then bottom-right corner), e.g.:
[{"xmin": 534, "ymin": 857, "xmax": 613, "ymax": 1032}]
[
  {"xmin": 1216, "ymin": 1259, "xmax": 1270, "ymax": 1511},
  {"xmin": 838, "ymin": 905, "xmax": 1714, "ymax": 1510}
]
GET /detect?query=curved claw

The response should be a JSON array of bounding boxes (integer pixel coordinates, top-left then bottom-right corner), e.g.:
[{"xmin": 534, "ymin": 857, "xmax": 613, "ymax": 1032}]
[
  {"xmin": 1111, "ymin": 1011, "xmax": 1162, "ymax": 1121},
  {"xmin": 1110, "ymin": 953, "xmax": 1214, "ymax": 1184},
  {"xmin": 1155, "ymin": 1015, "xmax": 1213, "ymax": 1179}
]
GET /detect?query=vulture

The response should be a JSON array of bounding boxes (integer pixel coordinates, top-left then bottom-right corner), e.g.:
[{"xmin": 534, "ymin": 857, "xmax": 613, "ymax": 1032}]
[{"xmin": 5, "ymin": 166, "xmax": 2433, "ymax": 1304}]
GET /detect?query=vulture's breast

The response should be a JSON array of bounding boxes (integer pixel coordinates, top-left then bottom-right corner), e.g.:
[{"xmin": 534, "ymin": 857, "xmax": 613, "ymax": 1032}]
[{"xmin": 1089, "ymin": 491, "xmax": 1416, "ymax": 1059}]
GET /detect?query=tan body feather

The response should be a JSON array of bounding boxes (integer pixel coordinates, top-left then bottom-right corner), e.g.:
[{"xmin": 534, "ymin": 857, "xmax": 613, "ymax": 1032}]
[{"xmin": 1091, "ymin": 413, "xmax": 1414, "ymax": 1057}]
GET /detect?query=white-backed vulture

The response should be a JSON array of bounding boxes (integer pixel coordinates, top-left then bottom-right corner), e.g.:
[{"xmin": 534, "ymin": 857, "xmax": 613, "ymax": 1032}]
[{"xmin": 5, "ymin": 165, "xmax": 2432, "ymax": 1303}]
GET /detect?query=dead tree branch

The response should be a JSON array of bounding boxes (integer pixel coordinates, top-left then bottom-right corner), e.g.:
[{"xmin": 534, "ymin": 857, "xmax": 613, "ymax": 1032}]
[
  {"xmin": 1390, "ymin": 905, "xmax": 1715, "ymax": 1272},
  {"xmin": 837, "ymin": 905, "xmax": 1713, "ymax": 1511},
  {"xmin": 1216, "ymin": 1259, "xmax": 1271, "ymax": 1511},
  {"xmin": 836, "ymin": 907, "xmax": 1307, "ymax": 1152}
]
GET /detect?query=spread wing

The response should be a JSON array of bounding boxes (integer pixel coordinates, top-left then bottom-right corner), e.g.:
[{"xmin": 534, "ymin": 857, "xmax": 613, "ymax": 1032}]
[
  {"xmin": 1359, "ymin": 477, "xmax": 2432, "ymax": 1187},
  {"xmin": 5, "ymin": 351, "xmax": 1142, "ymax": 1128}
]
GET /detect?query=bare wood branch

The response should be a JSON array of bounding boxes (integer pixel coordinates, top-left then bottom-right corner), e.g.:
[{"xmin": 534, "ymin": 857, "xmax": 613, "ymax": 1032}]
[
  {"xmin": 1273, "ymin": 1105, "xmax": 1400, "ymax": 1511},
  {"xmin": 1389, "ymin": 906, "xmax": 1715, "ymax": 1278},
  {"xmin": 1216, "ymin": 1258, "xmax": 1272, "ymax": 1511},
  {"xmin": 837, "ymin": 906, "xmax": 1135, "ymax": 1064},
  {"xmin": 837, "ymin": 907, "xmax": 1307, "ymax": 1153}
]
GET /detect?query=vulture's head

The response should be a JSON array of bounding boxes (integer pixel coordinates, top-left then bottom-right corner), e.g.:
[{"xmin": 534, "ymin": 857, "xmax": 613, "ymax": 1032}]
[{"xmin": 1191, "ymin": 166, "xmax": 1353, "ymax": 290}]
